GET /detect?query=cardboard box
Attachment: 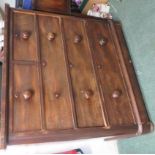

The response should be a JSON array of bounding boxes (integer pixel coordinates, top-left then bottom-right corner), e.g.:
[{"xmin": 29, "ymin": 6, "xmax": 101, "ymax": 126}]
[{"xmin": 80, "ymin": 0, "xmax": 108, "ymax": 14}]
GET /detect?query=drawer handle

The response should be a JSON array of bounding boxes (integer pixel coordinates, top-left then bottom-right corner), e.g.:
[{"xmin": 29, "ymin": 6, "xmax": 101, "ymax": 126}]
[
  {"xmin": 99, "ymin": 38, "xmax": 106, "ymax": 46},
  {"xmin": 69, "ymin": 63, "xmax": 73, "ymax": 68},
  {"xmin": 47, "ymin": 32, "xmax": 56, "ymax": 41},
  {"xmin": 74, "ymin": 35, "xmax": 82, "ymax": 43},
  {"xmin": 14, "ymin": 92, "xmax": 20, "ymax": 99},
  {"xmin": 81, "ymin": 89, "xmax": 93, "ymax": 100},
  {"xmin": 23, "ymin": 90, "xmax": 33, "ymax": 100},
  {"xmin": 21, "ymin": 31, "xmax": 30, "ymax": 40},
  {"xmin": 42, "ymin": 60, "xmax": 47, "ymax": 67},
  {"xmin": 112, "ymin": 90, "xmax": 122, "ymax": 99},
  {"xmin": 97, "ymin": 64, "xmax": 102, "ymax": 69},
  {"xmin": 54, "ymin": 92, "xmax": 61, "ymax": 99}
]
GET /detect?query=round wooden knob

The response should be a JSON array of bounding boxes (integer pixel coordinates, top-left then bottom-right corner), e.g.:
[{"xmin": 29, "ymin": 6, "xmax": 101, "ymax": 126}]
[
  {"xmin": 112, "ymin": 90, "xmax": 122, "ymax": 99},
  {"xmin": 99, "ymin": 38, "xmax": 106, "ymax": 46},
  {"xmin": 23, "ymin": 90, "xmax": 33, "ymax": 100},
  {"xmin": 42, "ymin": 61, "xmax": 47, "ymax": 67},
  {"xmin": 14, "ymin": 92, "xmax": 19, "ymax": 99},
  {"xmin": 21, "ymin": 31, "xmax": 30, "ymax": 40},
  {"xmin": 15, "ymin": 33, "xmax": 20, "ymax": 38},
  {"xmin": 74, "ymin": 35, "xmax": 82, "ymax": 43},
  {"xmin": 54, "ymin": 92, "xmax": 61, "ymax": 99},
  {"xmin": 97, "ymin": 64, "xmax": 102, "ymax": 69},
  {"xmin": 69, "ymin": 63, "xmax": 73, "ymax": 68},
  {"xmin": 81, "ymin": 89, "xmax": 93, "ymax": 100},
  {"xmin": 47, "ymin": 32, "xmax": 55, "ymax": 41}
]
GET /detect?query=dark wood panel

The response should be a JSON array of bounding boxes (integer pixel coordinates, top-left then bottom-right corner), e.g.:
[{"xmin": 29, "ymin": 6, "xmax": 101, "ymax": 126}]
[
  {"xmin": 12, "ymin": 64, "xmax": 41, "ymax": 132},
  {"xmin": 86, "ymin": 20, "xmax": 135, "ymax": 126},
  {"xmin": 38, "ymin": 16, "xmax": 74, "ymax": 130},
  {"xmin": 63, "ymin": 18, "xmax": 105, "ymax": 128},
  {"xmin": 114, "ymin": 22, "xmax": 150, "ymax": 124},
  {"xmin": 34, "ymin": 0, "xmax": 70, "ymax": 13},
  {"xmin": 8, "ymin": 125, "xmax": 138, "ymax": 145},
  {"xmin": 13, "ymin": 12, "xmax": 37, "ymax": 61}
]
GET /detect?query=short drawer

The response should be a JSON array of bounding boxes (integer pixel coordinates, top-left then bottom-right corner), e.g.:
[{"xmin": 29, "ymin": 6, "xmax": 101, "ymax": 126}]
[
  {"xmin": 13, "ymin": 12, "xmax": 37, "ymax": 61},
  {"xmin": 10, "ymin": 64, "xmax": 41, "ymax": 133}
]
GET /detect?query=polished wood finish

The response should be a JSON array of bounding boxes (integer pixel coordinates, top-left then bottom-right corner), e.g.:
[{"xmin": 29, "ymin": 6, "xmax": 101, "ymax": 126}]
[
  {"xmin": 38, "ymin": 15, "xmax": 74, "ymax": 130},
  {"xmin": 33, "ymin": 0, "xmax": 71, "ymax": 13},
  {"xmin": 12, "ymin": 64, "xmax": 41, "ymax": 132},
  {"xmin": 0, "ymin": 5, "xmax": 153, "ymax": 149}
]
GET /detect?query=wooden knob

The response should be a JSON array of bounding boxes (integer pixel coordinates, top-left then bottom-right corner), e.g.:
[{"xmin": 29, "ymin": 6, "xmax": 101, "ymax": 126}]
[
  {"xmin": 74, "ymin": 35, "xmax": 82, "ymax": 43},
  {"xmin": 69, "ymin": 63, "xmax": 73, "ymax": 68},
  {"xmin": 99, "ymin": 38, "xmax": 106, "ymax": 46},
  {"xmin": 15, "ymin": 33, "xmax": 20, "ymax": 38},
  {"xmin": 81, "ymin": 89, "xmax": 93, "ymax": 100},
  {"xmin": 54, "ymin": 92, "xmax": 61, "ymax": 99},
  {"xmin": 112, "ymin": 90, "xmax": 122, "ymax": 99},
  {"xmin": 47, "ymin": 32, "xmax": 55, "ymax": 41},
  {"xmin": 42, "ymin": 61, "xmax": 47, "ymax": 67},
  {"xmin": 97, "ymin": 64, "xmax": 102, "ymax": 69},
  {"xmin": 21, "ymin": 31, "xmax": 30, "ymax": 40},
  {"xmin": 14, "ymin": 92, "xmax": 19, "ymax": 99},
  {"xmin": 23, "ymin": 90, "xmax": 33, "ymax": 100}
]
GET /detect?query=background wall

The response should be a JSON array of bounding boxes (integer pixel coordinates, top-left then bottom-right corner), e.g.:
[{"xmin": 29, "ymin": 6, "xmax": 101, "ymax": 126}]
[
  {"xmin": 0, "ymin": 0, "xmax": 15, "ymax": 11},
  {"xmin": 110, "ymin": 0, "xmax": 155, "ymax": 153}
]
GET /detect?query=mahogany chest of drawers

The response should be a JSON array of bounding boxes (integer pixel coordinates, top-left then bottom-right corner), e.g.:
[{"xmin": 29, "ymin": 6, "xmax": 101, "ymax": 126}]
[{"xmin": 0, "ymin": 5, "xmax": 153, "ymax": 149}]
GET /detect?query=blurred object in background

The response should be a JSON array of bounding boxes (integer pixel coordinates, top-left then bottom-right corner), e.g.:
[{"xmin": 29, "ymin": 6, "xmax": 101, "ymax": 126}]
[
  {"xmin": 0, "ymin": 12, "xmax": 4, "ymax": 63},
  {"xmin": 73, "ymin": 0, "xmax": 84, "ymax": 6},
  {"xmin": 16, "ymin": 0, "xmax": 71, "ymax": 13},
  {"xmin": 16, "ymin": 0, "xmax": 33, "ymax": 10},
  {"xmin": 79, "ymin": 0, "xmax": 112, "ymax": 19},
  {"xmin": 57, "ymin": 148, "xmax": 84, "ymax": 154},
  {"xmin": 87, "ymin": 3, "xmax": 112, "ymax": 19},
  {"xmin": 71, "ymin": 0, "xmax": 81, "ymax": 13},
  {"xmin": 0, "ymin": 47, "xmax": 4, "ymax": 63}
]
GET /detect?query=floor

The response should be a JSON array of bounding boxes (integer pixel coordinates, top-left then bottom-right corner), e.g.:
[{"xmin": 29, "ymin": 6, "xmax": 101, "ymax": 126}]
[
  {"xmin": 110, "ymin": 0, "xmax": 155, "ymax": 153},
  {"xmin": 0, "ymin": 0, "xmax": 118, "ymax": 154}
]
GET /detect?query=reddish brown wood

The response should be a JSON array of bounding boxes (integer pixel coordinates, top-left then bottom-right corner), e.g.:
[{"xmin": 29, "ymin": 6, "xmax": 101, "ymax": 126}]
[
  {"xmin": 85, "ymin": 20, "xmax": 135, "ymax": 126},
  {"xmin": 33, "ymin": 0, "xmax": 71, "ymax": 14},
  {"xmin": 12, "ymin": 64, "xmax": 42, "ymax": 132},
  {"xmin": 62, "ymin": 18, "xmax": 105, "ymax": 128},
  {"xmin": 0, "ymin": 5, "xmax": 153, "ymax": 149},
  {"xmin": 38, "ymin": 15, "xmax": 74, "ymax": 130}
]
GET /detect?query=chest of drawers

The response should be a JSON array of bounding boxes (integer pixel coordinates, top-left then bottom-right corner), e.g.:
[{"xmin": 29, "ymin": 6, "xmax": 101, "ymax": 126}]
[{"xmin": 0, "ymin": 5, "xmax": 153, "ymax": 149}]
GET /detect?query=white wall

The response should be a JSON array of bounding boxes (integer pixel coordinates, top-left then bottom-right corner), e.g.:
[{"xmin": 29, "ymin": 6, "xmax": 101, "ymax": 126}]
[{"xmin": 0, "ymin": 0, "xmax": 15, "ymax": 11}]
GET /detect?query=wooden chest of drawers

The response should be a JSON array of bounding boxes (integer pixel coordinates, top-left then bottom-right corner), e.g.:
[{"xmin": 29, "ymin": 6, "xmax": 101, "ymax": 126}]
[{"xmin": 0, "ymin": 5, "xmax": 153, "ymax": 149}]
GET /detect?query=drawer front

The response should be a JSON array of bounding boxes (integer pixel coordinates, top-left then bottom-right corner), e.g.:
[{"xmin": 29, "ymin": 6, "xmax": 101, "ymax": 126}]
[
  {"xmin": 63, "ymin": 18, "xmax": 105, "ymax": 128},
  {"xmin": 86, "ymin": 21, "xmax": 135, "ymax": 126},
  {"xmin": 11, "ymin": 64, "xmax": 41, "ymax": 132},
  {"xmin": 38, "ymin": 16, "xmax": 74, "ymax": 130},
  {"xmin": 13, "ymin": 12, "xmax": 37, "ymax": 61}
]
